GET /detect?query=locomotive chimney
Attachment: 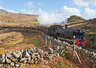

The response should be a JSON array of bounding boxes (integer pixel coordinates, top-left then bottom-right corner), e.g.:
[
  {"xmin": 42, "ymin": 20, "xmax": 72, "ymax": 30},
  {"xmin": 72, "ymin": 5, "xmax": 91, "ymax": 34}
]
[{"xmin": 65, "ymin": 25, "xmax": 68, "ymax": 28}]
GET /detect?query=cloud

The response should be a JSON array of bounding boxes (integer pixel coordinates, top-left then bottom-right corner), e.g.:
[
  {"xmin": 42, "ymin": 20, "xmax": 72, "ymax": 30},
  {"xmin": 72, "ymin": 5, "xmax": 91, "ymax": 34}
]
[
  {"xmin": 24, "ymin": 1, "xmax": 44, "ymax": 8},
  {"xmin": 73, "ymin": 0, "xmax": 96, "ymax": 7},
  {"xmin": 81, "ymin": 8, "xmax": 96, "ymax": 19},
  {"xmin": 0, "ymin": 5, "xmax": 17, "ymax": 13},
  {"xmin": 20, "ymin": 9, "xmax": 32, "ymax": 14},
  {"xmin": 24, "ymin": 1, "xmax": 35, "ymax": 8},
  {"xmin": 38, "ymin": 6, "xmax": 81, "ymax": 25},
  {"xmin": 7, "ymin": 9, "xmax": 17, "ymax": 13},
  {"xmin": 0, "ymin": 6, "xmax": 4, "ymax": 9},
  {"xmin": 20, "ymin": 9, "xmax": 43, "ymax": 15},
  {"xmin": 38, "ymin": 2, "xmax": 44, "ymax": 6}
]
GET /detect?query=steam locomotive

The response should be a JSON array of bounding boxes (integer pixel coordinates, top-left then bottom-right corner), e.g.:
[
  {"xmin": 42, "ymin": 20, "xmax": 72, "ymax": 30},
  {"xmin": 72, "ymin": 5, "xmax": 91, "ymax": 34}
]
[{"xmin": 48, "ymin": 25, "xmax": 87, "ymax": 47}]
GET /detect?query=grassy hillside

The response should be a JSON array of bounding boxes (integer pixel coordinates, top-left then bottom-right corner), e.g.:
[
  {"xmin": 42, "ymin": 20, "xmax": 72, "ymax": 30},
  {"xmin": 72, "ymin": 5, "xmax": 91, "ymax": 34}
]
[
  {"xmin": 72, "ymin": 18, "xmax": 96, "ymax": 34},
  {"xmin": 0, "ymin": 9, "xmax": 39, "ymax": 25},
  {"xmin": 67, "ymin": 15, "xmax": 85, "ymax": 23}
]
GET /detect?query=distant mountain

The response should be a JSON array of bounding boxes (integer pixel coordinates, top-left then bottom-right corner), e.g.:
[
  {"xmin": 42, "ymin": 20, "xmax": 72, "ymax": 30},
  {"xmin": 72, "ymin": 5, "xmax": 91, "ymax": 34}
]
[
  {"xmin": 0, "ymin": 9, "xmax": 8, "ymax": 13},
  {"xmin": 0, "ymin": 9, "xmax": 39, "ymax": 25},
  {"xmin": 67, "ymin": 15, "xmax": 85, "ymax": 23}
]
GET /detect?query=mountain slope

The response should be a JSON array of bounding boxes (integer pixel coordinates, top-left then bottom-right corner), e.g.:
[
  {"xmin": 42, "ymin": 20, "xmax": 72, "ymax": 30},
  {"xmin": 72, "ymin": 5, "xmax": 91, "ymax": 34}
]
[
  {"xmin": 67, "ymin": 15, "xmax": 85, "ymax": 23},
  {"xmin": 0, "ymin": 9, "xmax": 39, "ymax": 25}
]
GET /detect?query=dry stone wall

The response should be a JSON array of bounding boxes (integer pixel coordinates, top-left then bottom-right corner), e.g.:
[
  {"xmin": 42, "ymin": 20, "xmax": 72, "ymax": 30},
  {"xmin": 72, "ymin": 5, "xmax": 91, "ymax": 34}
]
[{"xmin": 0, "ymin": 46, "xmax": 66, "ymax": 67}]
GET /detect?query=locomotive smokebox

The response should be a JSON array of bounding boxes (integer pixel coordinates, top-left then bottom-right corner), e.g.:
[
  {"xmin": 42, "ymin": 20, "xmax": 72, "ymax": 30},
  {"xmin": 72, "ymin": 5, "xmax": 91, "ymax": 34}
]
[{"xmin": 65, "ymin": 25, "xmax": 68, "ymax": 28}]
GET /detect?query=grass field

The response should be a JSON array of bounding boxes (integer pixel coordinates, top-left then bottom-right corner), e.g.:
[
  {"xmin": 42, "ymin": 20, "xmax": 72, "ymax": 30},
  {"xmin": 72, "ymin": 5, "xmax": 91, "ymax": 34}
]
[{"xmin": 0, "ymin": 30, "xmax": 41, "ymax": 54}]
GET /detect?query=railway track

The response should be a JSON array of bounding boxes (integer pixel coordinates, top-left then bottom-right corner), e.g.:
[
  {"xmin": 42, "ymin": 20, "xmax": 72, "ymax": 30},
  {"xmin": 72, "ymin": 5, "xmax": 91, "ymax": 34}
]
[{"xmin": 61, "ymin": 21, "xmax": 90, "ymax": 28}]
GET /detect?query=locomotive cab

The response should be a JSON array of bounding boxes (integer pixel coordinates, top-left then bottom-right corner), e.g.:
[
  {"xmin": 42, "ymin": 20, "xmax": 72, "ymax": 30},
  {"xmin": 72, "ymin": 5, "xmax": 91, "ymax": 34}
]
[{"xmin": 48, "ymin": 25, "xmax": 63, "ymax": 36}]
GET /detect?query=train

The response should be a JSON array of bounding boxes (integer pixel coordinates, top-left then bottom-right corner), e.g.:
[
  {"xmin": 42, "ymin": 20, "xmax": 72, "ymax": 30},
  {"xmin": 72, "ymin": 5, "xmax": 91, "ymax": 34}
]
[
  {"xmin": 38, "ymin": 25, "xmax": 87, "ymax": 47},
  {"xmin": 0, "ymin": 24, "xmax": 87, "ymax": 47}
]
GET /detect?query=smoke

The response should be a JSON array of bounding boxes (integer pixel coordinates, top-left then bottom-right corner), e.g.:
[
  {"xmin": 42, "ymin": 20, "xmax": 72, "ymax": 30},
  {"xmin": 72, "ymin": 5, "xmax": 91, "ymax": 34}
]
[
  {"xmin": 37, "ymin": 6, "xmax": 81, "ymax": 25},
  {"xmin": 38, "ymin": 12, "xmax": 66, "ymax": 25}
]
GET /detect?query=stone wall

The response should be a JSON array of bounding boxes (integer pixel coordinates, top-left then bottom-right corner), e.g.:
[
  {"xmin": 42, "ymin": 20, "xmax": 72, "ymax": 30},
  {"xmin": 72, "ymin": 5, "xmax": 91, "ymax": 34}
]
[
  {"xmin": 85, "ymin": 34, "xmax": 96, "ymax": 49},
  {"xmin": 0, "ymin": 44, "xmax": 66, "ymax": 67}
]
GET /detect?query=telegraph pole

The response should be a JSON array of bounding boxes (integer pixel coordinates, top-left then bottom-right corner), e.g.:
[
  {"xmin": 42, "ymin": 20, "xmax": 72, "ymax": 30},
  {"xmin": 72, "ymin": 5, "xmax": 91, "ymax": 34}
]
[{"xmin": 72, "ymin": 35, "xmax": 76, "ymax": 59}]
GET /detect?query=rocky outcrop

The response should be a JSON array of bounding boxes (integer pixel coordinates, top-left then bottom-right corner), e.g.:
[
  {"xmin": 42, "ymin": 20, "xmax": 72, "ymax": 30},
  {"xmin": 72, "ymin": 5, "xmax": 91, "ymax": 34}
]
[
  {"xmin": 87, "ymin": 18, "xmax": 96, "ymax": 24},
  {"xmin": 67, "ymin": 15, "xmax": 85, "ymax": 23}
]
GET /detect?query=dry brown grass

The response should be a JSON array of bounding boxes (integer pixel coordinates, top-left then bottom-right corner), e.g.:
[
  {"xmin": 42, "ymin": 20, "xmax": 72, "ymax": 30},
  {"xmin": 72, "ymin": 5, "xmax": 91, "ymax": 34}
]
[
  {"xmin": 0, "ymin": 30, "xmax": 41, "ymax": 54},
  {"xmin": 0, "ymin": 22, "xmax": 40, "ymax": 28},
  {"xmin": 0, "ymin": 32, "xmax": 24, "ymax": 53},
  {"xmin": 0, "ymin": 23, "xmax": 31, "ymax": 27},
  {"xmin": 0, "ymin": 12, "xmax": 38, "ymax": 24},
  {"xmin": 0, "ymin": 32, "xmax": 23, "ymax": 43}
]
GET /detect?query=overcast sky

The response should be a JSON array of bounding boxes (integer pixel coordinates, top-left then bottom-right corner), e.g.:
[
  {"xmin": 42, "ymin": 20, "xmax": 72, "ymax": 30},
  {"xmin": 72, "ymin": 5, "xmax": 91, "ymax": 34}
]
[{"xmin": 0, "ymin": 0, "xmax": 96, "ymax": 24}]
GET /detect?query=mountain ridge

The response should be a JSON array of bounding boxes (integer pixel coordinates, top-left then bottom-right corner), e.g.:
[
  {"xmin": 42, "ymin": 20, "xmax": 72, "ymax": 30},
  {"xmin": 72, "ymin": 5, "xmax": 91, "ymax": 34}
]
[{"xmin": 0, "ymin": 9, "xmax": 39, "ymax": 25}]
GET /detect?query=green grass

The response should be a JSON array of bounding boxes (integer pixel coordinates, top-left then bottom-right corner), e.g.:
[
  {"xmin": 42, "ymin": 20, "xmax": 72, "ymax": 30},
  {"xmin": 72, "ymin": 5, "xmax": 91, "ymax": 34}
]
[
  {"xmin": 50, "ymin": 61, "xmax": 70, "ymax": 68},
  {"xmin": 0, "ymin": 39, "xmax": 23, "ymax": 48},
  {"xmin": 1, "ymin": 64, "xmax": 51, "ymax": 68},
  {"xmin": 23, "ymin": 21, "xmax": 39, "ymax": 25},
  {"xmin": 0, "ymin": 30, "xmax": 41, "ymax": 54},
  {"xmin": 32, "ymin": 21, "xmax": 39, "ymax": 24},
  {"xmin": 31, "ymin": 39, "xmax": 40, "ymax": 48},
  {"xmin": 21, "ymin": 30, "xmax": 41, "ymax": 48}
]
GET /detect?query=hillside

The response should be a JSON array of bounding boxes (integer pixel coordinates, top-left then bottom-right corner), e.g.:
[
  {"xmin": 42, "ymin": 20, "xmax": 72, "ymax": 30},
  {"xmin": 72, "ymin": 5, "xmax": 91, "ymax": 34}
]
[
  {"xmin": 0, "ymin": 9, "xmax": 39, "ymax": 25},
  {"xmin": 71, "ymin": 18, "xmax": 96, "ymax": 34},
  {"xmin": 67, "ymin": 15, "xmax": 85, "ymax": 23},
  {"xmin": 63, "ymin": 15, "xmax": 96, "ymax": 34},
  {"xmin": 82, "ymin": 18, "xmax": 96, "ymax": 34}
]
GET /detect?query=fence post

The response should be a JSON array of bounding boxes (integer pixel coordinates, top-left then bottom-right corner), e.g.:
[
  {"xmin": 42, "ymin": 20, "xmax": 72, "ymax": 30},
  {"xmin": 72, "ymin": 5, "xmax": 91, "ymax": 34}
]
[
  {"xmin": 45, "ymin": 38, "xmax": 47, "ymax": 46},
  {"xmin": 72, "ymin": 38, "xmax": 82, "ymax": 64},
  {"xmin": 49, "ymin": 40, "xmax": 51, "ymax": 46},
  {"xmin": 72, "ymin": 40, "xmax": 75, "ymax": 59},
  {"xmin": 41, "ymin": 36, "xmax": 43, "ymax": 43},
  {"xmin": 75, "ymin": 49, "xmax": 82, "ymax": 64}
]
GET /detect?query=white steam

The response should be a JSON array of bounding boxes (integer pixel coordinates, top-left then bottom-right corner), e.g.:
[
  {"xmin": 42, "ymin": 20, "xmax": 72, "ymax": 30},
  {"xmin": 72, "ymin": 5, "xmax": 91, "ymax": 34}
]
[
  {"xmin": 37, "ymin": 6, "xmax": 81, "ymax": 25},
  {"xmin": 38, "ymin": 12, "xmax": 66, "ymax": 25}
]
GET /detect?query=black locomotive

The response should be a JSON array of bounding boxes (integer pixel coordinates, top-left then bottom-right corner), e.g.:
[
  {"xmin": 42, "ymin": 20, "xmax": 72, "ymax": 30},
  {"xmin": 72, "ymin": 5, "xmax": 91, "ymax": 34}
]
[{"xmin": 48, "ymin": 25, "xmax": 87, "ymax": 47}]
